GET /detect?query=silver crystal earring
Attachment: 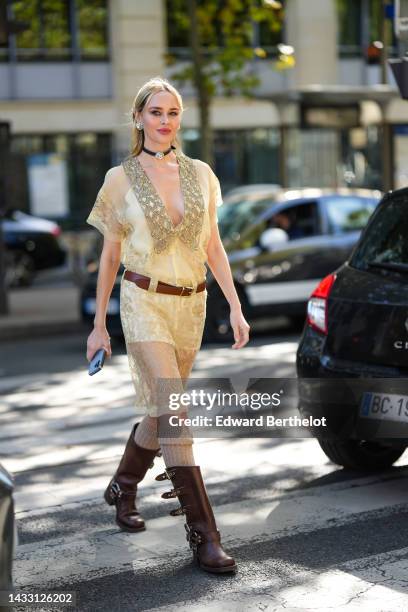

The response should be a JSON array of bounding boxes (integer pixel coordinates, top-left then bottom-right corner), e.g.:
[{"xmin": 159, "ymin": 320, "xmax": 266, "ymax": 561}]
[{"xmin": 135, "ymin": 121, "xmax": 143, "ymax": 130}]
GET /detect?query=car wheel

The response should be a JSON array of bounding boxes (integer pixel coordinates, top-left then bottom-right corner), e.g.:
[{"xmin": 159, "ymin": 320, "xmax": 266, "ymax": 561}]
[
  {"xmin": 5, "ymin": 251, "xmax": 36, "ymax": 287},
  {"xmin": 204, "ymin": 285, "xmax": 249, "ymax": 344},
  {"xmin": 318, "ymin": 439, "xmax": 407, "ymax": 470}
]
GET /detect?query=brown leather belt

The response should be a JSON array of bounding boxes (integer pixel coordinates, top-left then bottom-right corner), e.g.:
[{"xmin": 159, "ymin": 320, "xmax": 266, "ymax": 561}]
[{"xmin": 124, "ymin": 270, "xmax": 206, "ymax": 297}]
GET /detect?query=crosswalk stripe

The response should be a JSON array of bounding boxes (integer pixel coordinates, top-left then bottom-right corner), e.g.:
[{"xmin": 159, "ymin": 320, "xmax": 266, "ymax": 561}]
[{"xmin": 13, "ymin": 467, "xmax": 408, "ymax": 590}]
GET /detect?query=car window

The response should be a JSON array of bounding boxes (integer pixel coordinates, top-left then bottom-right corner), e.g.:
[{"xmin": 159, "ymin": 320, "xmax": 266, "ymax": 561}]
[
  {"xmin": 218, "ymin": 197, "xmax": 276, "ymax": 241},
  {"xmin": 324, "ymin": 196, "xmax": 378, "ymax": 234},
  {"xmin": 265, "ymin": 201, "xmax": 319, "ymax": 240},
  {"xmin": 239, "ymin": 220, "xmax": 269, "ymax": 250},
  {"xmin": 350, "ymin": 197, "xmax": 408, "ymax": 270}
]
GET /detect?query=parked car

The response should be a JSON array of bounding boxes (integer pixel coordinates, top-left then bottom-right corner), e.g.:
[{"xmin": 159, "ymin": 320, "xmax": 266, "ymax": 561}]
[
  {"xmin": 296, "ymin": 186, "xmax": 408, "ymax": 470},
  {"xmin": 204, "ymin": 187, "xmax": 381, "ymax": 341},
  {"xmin": 3, "ymin": 209, "xmax": 66, "ymax": 287},
  {"xmin": 0, "ymin": 463, "xmax": 15, "ymax": 590},
  {"xmin": 81, "ymin": 187, "xmax": 381, "ymax": 342},
  {"xmin": 81, "ymin": 240, "xmax": 123, "ymax": 338}
]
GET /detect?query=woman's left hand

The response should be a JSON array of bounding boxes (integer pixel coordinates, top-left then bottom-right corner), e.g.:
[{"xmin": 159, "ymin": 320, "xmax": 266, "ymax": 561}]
[{"xmin": 230, "ymin": 307, "xmax": 250, "ymax": 349}]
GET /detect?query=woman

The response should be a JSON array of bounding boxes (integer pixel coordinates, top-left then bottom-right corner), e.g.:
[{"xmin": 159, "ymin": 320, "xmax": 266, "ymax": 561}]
[{"xmin": 86, "ymin": 76, "xmax": 250, "ymax": 574}]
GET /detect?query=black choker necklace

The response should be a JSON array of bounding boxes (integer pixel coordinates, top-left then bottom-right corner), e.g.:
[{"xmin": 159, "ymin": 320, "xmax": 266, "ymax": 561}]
[{"xmin": 142, "ymin": 145, "xmax": 176, "ymax": 160}]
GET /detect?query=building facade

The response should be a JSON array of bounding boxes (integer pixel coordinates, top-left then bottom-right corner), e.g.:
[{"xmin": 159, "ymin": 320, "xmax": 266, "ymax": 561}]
[{"xmin": 0, "ymin": 0, "xmax": 405, "ymax": 229}]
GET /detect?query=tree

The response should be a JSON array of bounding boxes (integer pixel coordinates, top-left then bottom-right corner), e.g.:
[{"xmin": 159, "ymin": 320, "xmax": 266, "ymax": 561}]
[{"xmin": 166, "ymin": 0, "xmax": 284, "ymax": 165}]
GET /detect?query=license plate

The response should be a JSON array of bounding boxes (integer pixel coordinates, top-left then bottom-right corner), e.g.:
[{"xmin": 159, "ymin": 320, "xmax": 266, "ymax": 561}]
[
  {"xmin": 84, "ymin": 298, "xmax": 120, "ymax": 315},
  {"xmin": 360, "ymin": 392, "xmax": 408, "ymax": 423}
]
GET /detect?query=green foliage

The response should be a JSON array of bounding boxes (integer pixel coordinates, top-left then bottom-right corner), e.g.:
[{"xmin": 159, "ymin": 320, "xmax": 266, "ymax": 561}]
[
  {"xmin": 11, "ymin": 0, "xmax": 108, "ymax": 57},
  {"xmin": 167, "ymin": 0, "xmax": 283, "ymax": 100}
]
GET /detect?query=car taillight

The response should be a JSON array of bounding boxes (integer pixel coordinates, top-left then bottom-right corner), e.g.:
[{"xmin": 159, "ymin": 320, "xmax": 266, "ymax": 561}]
[
  {"xmin": 307, "ymin": 273, "xmax": 336, "ymax": 335},
  {"xmin": 51, "ymin": 226, "xmax": 61, "ymax": 236}
]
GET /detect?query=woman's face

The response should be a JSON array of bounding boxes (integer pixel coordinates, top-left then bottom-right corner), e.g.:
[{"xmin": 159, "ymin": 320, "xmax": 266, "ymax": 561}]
[{"xmin": 138, "ymin": 90, "xmax": 182, "ymax": 148}]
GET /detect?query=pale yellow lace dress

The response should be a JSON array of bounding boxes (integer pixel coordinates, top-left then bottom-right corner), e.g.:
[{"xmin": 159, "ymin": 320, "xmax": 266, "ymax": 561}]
[{"xmin": 86, "ymin": 149, "xmax": 221, "ymax": 418}]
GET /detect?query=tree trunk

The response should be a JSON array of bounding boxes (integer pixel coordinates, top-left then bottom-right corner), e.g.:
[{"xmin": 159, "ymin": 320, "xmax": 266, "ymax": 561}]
[{"xmin": 187, "ymin": 0, "xmax": 214, "ymax": 166}]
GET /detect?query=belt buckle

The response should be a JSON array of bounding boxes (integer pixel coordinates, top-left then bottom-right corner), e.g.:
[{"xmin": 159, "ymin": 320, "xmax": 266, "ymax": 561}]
[{"xmin": 180, "ymin": 285, "xmax": 193, "ymax": 296}]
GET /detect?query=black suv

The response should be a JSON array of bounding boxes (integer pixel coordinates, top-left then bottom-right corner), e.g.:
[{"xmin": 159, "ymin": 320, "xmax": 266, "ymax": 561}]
[{"xmin": 296, "ymin": 187, "xmax": 408, "ymax": 470}]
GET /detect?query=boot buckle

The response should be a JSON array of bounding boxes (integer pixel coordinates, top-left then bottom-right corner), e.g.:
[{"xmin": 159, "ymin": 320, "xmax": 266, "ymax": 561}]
[
  {"xmin": 155, "ymin": 468, "xmax": 176, "ymax": 482},
  {"xmin": 161, "ymin": 487, "xmax": 182, "ymax": 499},
  {"xmin": 110, "ymin": 481, "xmax": 122, "ymax": 499},
  {"xmin": 170, "ymin": 506, "xmax": 185, "ymax": 516},
  {"xmin": 184, "ymin": 523, "xmax": 202, "ymax": 551}
]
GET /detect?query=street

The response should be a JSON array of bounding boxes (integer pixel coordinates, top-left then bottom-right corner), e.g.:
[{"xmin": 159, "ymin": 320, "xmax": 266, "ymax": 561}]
[{"xmin": 2, "ymin": 329, "xmax": 408, "ymax": 611}]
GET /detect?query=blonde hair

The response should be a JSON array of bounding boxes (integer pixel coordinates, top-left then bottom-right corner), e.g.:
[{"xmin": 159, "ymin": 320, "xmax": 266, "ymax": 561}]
[{"xmin": 129, "ymin": 76, "xmax": 184, "ymax": 157}]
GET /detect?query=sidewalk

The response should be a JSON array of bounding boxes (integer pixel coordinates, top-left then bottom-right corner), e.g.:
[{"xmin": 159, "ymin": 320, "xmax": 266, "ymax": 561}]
[{"xmin": 0, "ymin": 267, "xmax": 87, "ymax": 341}]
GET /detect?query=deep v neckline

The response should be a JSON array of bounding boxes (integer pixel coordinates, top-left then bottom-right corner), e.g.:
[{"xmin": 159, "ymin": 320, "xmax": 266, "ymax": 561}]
[
  {"xmin": 122, "ymin": 150, "xmax": 205, "ymax": 254},
  {"xmin": 135, "ymin": 151, "xmax": 185, "ymax": 230}
]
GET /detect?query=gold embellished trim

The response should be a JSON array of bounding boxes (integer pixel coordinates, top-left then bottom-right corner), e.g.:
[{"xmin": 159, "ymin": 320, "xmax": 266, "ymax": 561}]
[{"xmin": 122, "ymin": 150, "xmax": 205, "ymax": 254}]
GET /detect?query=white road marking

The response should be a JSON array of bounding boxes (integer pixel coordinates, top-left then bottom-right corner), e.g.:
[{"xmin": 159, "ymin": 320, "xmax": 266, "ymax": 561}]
[{"xmin": 13, "ymin": 468, "xmax": 408, "ymax": 598}]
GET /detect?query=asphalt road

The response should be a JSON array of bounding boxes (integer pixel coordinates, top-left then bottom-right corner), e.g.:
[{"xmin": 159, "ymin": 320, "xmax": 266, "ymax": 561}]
[{"xmin": 2, "ymin": 329, "xmax": 408, "ymax": 612}]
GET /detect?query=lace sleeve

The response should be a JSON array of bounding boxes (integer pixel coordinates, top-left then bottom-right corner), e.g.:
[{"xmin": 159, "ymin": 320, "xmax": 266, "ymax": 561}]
[{"xmin": 86, "ymin": 168, "xmax": 126, "ymax": 243}]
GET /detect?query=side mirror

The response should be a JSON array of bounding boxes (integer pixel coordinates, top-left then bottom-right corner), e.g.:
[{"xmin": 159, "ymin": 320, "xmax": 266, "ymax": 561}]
[{"xmin": 259, "ymin": 227, "xmax": 289, "ymax": 251}]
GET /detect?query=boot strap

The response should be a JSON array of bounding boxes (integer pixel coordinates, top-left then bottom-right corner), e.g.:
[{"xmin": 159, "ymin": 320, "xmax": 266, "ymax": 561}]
[
  {"xmin": 109, "ymin": 480, "xmax": 138, "ymax": 499},
  {"xmin": 184, "ymin": 523, "xmax": 202, "ymax": 550},
  {"xmin": 170, "ymin": 505, "xmax": 189, "ymax": 516},
  {"xmin": 110, "ymin": 481, "xmax": 123, "ymax": 499},
  {"xmin": 184, "ymin": 524, "xmax": 220, "ymax": 549},
  {"xmin": 161, "ymin": 487, "xmax": 183, "ymax": 499},
  {"xmin": 155, "ymin": 469, "xmax": 176, "ymax": 481}
]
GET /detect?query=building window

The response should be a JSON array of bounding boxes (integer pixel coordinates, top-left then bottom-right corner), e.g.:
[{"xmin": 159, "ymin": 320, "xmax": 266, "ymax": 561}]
[
  {"xmin": 336, "ymin": 0, "xmax": 362, "ymax": 54},
  {"xmin": 182, "ymin": 127, "xmax": 280, "ymax": 193},
  {"xmin": 285, "ymin": 125, "xmax": 382, "ymax": 190},
  {"xmin": 76, "ymin": 0, "xmax": 109, "ymax": 60},
  {"xmin": 4, "ymin": 0, "xmax": 109, "ymax": 62},
  {"xmin": 12, "ymin": 0, "xmax": 71, "ymax": 60},
  {"xmin": 166, "ymin": 0, "xmax": 284, "ymax": 59},
  {"xmin": 256, "ymin": 0, "xmax": 284, "ymax": 57},
  {"xmin": 10, "ymin": 132, "xmax": 112, "ymax": 228},
  {"xmin": 336, "ymin": 0, "xmax": 397, "ymax": 58}
]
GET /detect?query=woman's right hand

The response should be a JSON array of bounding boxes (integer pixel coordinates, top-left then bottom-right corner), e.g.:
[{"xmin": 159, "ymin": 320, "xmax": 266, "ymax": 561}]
[{"xmin": 86, "ymin": 325, "xmax": 112, "ymax": 362}]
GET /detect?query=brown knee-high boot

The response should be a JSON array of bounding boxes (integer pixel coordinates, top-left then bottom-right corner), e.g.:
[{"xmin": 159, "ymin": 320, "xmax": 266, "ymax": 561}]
[
  {"xmin": 156, "ymin": 466, "xmax": 237, "ymax": 573},
  {"xmin": 104, "ymin": 422, "xmax": 161, "ymax": 532}
]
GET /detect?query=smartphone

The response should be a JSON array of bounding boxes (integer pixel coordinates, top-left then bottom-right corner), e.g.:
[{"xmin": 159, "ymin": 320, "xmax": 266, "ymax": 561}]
[{"xmin": 88, "ymin": 348, "xmax": 107, "ymax": 376}]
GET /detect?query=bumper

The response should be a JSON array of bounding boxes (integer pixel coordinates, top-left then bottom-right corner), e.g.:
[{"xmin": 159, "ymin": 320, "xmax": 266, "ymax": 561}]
[{"xmin": 297, "ymin": 326, "xmax": 408, "ymax": 440}]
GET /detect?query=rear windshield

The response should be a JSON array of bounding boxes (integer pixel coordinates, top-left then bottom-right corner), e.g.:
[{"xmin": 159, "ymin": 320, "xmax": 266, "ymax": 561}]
[
  {"xmin": 350, "ymin": 197, "xmax": 408, "ymax": 270},
  {"xmin": 324, "ymin": 196, "xmax": 378, "ymax": 233}
]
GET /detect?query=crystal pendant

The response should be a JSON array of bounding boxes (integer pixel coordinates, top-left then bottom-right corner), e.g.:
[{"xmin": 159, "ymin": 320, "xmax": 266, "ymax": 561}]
[{"xmin": 155, "ymin": 151, "xmax": 164, "ymax": 159}]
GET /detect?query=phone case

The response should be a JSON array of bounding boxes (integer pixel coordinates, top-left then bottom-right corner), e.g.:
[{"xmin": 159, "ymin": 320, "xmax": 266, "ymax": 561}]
[{"xmin": 88, "ymin": 348, "xmax": 107, "ymax": 376}]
